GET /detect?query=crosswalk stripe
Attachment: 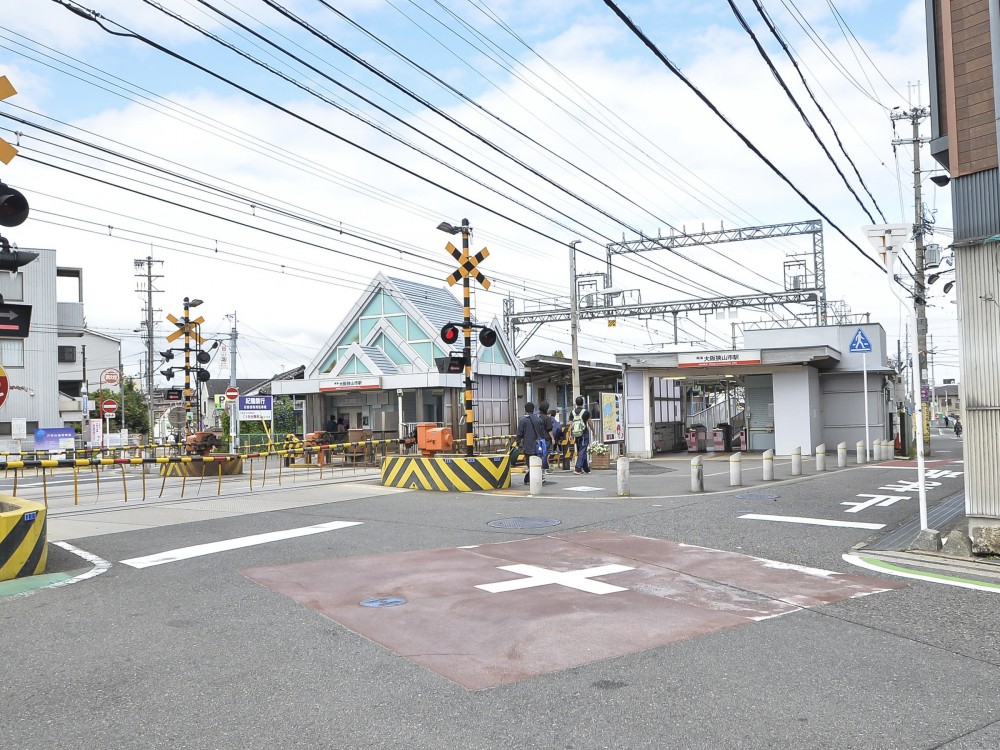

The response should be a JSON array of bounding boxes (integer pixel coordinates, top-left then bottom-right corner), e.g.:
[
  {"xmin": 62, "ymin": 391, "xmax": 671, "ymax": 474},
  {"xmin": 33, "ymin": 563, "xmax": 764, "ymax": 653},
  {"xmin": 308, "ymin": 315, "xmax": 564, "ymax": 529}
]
[
  {"xmin": 739, "ymin": 513, "xmax": 884, "ymax": 529},
  {"xmin": 120, "ymin": 520, "xmax": 362, "ymax": 569}
]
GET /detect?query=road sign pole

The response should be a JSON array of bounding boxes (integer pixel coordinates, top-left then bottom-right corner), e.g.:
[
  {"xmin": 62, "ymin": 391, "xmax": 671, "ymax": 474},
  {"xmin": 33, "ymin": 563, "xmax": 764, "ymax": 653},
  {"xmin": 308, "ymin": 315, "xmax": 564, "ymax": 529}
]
[{"xmin": 863, "ymin": 352, "xmax": 870, "ymax": 462}]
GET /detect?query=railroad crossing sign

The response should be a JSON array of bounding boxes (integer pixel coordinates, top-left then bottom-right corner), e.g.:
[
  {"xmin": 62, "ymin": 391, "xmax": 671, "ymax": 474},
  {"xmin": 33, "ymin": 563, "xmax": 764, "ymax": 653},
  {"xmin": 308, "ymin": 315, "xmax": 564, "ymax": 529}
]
[
  {"xmin": 101, "ymin": 399, "xmax": 119, "ymax": 416},
  {"xmin": 0, "ymin": 364, "xmax": 8, "ymax": 409},
  {"xmin": 0, "ymin": 77, "xmax": 19, "ymax": 164},
  {"xmin": 165, "ymin": 311, "xmax": 205, "ymax": 344},
  {"xmin": 225, "ymin": 386, "xmax": 239, "ymax": 401},
  {"xmin": 444, "ymin": 241, "xmax": 491, "ymax": 290}
]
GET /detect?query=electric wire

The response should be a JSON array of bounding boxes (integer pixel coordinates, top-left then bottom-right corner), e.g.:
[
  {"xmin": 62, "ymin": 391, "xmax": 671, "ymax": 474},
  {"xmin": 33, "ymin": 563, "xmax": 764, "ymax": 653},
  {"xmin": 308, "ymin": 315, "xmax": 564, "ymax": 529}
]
[{"xmin": 601, "ymin": 0, "xmax": 886, "ymax": 276}]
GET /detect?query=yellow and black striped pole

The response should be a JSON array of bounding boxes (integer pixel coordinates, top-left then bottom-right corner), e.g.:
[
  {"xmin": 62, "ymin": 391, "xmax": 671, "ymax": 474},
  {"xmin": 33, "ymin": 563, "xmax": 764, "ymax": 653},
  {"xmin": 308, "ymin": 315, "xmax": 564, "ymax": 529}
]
[
  {"xmin": 460, "ymin": 219, "xmax": 474, "ymax": 457},
  {"xmin": 183, "ymin": 296, "xmax": 192, "ymax": 436}
]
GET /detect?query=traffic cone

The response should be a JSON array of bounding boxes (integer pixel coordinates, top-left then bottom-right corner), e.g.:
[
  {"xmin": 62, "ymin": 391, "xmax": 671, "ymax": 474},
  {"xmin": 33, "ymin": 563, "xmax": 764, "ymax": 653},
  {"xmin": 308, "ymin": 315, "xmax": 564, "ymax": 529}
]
[{"xmin": 894, "ymin": 433, "xmax": 901, "ymax": 454}]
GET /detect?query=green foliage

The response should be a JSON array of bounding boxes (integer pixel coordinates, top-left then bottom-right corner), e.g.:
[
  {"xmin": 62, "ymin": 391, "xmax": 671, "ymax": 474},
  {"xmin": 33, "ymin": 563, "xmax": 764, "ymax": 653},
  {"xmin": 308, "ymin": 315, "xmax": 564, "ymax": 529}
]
[
  {"xmin": 274, "ymin": 395, "xmax": 297, "ymax": 435},
  {"xmin": 552, "ymin": 350, "xmax": 565, "ymax": 358},
  {"xmin": 89, "ymin": 377, "xmax": 149, "ymax": 435}
]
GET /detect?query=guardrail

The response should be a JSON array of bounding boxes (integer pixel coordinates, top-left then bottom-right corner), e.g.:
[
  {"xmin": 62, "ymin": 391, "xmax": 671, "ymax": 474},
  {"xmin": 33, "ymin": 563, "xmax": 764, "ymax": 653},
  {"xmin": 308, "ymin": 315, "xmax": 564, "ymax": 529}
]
[{"xmin": 0, "ymin": 434, "xmax": 518, "ymax": 506}]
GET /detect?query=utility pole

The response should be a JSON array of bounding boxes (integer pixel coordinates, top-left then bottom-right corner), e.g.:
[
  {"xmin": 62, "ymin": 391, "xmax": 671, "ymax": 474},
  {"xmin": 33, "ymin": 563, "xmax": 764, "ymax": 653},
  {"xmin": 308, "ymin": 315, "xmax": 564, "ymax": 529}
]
[
  {"xmin": 891, "ymin": 100, "xmax": 931, "ymax": 454},
  {"xmin": 134, "ymin": 256, "xmax": 163, "ymax": 447},
  {"xmin": 569, "ymin": 240, "xmax": 581, "ymax": 401},
  {"xmin": 226, "ymin": 312, "xmax": 239, "ymax": 451}
]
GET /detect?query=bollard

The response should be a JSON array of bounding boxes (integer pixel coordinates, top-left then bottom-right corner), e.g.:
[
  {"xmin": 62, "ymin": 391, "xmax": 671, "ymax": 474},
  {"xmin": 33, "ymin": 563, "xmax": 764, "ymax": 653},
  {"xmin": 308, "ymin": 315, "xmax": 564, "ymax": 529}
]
[
  {"xmin": 528, "ymin": 455, "xmax": 543, "ymax": 495},
  {"xmin": 856, "ymin": 441, "xmax": 866, "ymax": 464},
  {"xmin": 729, "ymin": 452, "xmax": 742, "ymax": 486},
  {"xmin": 791, "ymin": 447, "xmax": 802, "ymax": 476},
  {"xmin": 882, "ymin": 439, "xmax": 892, "ymax": 461},
  {"xmin": 837, "ymin": 442, "xmax": 847, "ymax": 468},
  {"xmin": 617, "ymin": 456, "xmax": 630, "ymax": 497},
  {"xmin": 816, "ymin": 444, "xmax": 826, "ymax": 472},
  {"xmin": 690, "ymin": 455, "xmax": 704, "ymax": 493},
  {"xmin": 762, "ymin": 448, "xmax": 774, "ymax": 481}
]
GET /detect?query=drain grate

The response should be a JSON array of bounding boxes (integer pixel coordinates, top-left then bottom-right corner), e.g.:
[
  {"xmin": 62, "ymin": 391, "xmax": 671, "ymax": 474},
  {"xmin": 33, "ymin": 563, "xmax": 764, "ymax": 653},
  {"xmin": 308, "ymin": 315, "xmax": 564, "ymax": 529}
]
[
  {"xmin": 360, "ymin": 596, "xmax": 407, "ymax": 608},
  {"xmin": 487, "ymin": 517, "xmax": 562, "ymax": 529},
  {"xmin": 735, "ymin": 492, "xmax": 779, "ymax": 501}
]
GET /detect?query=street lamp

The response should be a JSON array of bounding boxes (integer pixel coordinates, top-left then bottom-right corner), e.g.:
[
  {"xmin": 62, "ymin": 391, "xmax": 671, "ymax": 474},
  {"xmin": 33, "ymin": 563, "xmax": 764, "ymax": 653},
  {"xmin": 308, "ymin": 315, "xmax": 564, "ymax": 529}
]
[{"xmin": 863, "ymin": 224, "xmax": 929, "ymax": 534}]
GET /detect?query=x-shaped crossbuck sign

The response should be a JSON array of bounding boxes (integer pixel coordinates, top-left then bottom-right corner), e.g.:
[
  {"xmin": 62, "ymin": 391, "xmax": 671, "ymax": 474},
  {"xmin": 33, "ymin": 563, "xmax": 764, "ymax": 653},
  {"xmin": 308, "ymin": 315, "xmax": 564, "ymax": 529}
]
[
  {"xmin": 165, "ymin": 312, "xmax": 206, "ymax": 344},
  {"xmin": 444, "ymin": 241, "xmax": 491, "ymax": 290}
]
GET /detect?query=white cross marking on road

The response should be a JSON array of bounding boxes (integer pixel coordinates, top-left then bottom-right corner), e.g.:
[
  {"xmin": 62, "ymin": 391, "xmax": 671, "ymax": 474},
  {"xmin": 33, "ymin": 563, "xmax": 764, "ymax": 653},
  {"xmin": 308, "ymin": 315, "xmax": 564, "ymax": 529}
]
[
  {"xmin": 841, "ymin": 494, "xmax": 908, "ymax": 513},
  {"xmin": 475, "ymin": 563, "xmax": 635, "ymax": 595},
  {"xmin": 880, "ymin": 480, "xmax": 941, "ymax": 492}
]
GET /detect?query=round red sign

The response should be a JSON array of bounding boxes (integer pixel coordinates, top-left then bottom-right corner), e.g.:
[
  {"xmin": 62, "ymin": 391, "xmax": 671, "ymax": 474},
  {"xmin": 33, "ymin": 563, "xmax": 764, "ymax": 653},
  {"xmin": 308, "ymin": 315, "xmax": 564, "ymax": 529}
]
[
  {"xmin": 0, "ymin": 364, "xmax": 8, "ymax": 409},
  {"xmin": 225, "ymin": 386, "xmax": 239, "ymax": 401},
  {"xmin": 102, "ymin": 399, "xmax": 119, "ymax": 415}
]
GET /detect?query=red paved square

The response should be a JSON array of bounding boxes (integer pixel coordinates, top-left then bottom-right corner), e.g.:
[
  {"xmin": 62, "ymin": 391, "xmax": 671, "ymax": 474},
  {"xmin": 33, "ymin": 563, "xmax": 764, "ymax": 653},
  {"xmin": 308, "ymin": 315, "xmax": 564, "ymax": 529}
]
[{"xmin": 244, "ymin": 531, "xmax": 904, "ymax": 690}]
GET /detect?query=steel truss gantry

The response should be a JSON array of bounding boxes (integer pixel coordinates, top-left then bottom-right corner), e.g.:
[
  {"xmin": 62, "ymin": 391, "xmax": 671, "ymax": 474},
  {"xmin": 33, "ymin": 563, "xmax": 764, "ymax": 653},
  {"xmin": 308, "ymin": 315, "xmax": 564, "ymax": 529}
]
[{"xmin": 503, "ymin": 220, "xmax": 827, "ymax": 354}]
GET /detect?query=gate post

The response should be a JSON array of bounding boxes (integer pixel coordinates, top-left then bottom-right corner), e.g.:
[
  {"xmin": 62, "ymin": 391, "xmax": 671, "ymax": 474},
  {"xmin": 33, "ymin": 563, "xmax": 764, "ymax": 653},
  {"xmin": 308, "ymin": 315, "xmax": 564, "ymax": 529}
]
[{"xmin": 791, "ymin": 447, "xmax": 802, "ymax": 476}]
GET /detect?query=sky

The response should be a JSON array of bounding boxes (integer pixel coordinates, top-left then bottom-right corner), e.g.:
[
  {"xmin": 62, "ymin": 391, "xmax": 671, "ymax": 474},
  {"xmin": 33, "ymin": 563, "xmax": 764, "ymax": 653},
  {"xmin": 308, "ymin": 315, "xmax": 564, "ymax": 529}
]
[{"xmin": 0, "ymin": 0, "xmax": 960, "ymax": 387}]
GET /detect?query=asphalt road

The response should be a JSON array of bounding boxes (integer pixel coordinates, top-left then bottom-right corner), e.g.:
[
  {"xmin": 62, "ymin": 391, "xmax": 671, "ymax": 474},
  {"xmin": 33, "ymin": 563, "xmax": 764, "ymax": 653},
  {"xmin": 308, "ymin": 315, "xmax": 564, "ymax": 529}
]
[{"xmin": 4, "ymin": 432, "xmax": 999, "ymax": 750}]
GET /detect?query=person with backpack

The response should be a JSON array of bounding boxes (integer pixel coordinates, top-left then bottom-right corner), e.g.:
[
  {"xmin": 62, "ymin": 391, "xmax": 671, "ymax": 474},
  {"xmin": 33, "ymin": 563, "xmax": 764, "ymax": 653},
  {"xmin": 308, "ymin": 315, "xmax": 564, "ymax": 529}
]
[
  {"xmin": 516, "ymin": 402, "xmax": 548, "ymax": 485},
  {"xmin": 570, "ymin": 395, "xmax": 592, "ymax": 475}
]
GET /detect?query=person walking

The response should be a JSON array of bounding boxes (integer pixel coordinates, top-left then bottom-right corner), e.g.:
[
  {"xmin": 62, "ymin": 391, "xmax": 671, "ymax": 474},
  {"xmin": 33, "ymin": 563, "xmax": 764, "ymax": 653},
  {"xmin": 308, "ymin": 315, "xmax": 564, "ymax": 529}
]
[
  {"xmin": 516, "ymin": 402, "xmax": 548, "ymax": 485},
  {"xmin": 538, "ymin": 400, "xmax": 555, "ymax": 474},
  {"xmin": 570, "ymin": 396, "xmax": 592, "ymax": 475}
]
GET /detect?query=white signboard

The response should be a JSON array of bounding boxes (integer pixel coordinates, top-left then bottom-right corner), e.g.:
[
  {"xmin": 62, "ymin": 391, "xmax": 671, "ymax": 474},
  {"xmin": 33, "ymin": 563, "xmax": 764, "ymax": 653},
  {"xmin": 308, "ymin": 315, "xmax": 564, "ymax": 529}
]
[
  {"xmin": 90, "ymin": 419, "xmax": 103, "ymax": 446},
  {"xmin": 11, "ymin": 417, "xmax": 25, "ymax": 440},
  {"xmin": 320, "ymin": 375, "xmax": 381, "ymax": 391},
  {"xmin": 677, "ymin": 350, "xmax": 762, "ymax": 368},
  {"xmin": 238, "ymin": 394, "xmax": 273, "ymax": 421}
]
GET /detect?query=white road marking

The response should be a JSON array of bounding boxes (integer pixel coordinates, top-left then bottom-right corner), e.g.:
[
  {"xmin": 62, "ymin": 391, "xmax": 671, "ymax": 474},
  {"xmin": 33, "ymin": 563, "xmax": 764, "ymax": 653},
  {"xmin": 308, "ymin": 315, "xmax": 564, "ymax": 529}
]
[
  {"xmin": 564, "ymin": 486, "xmax": 603, "ymax": 492},
  {"xmin": 4, "ymin": 542, "xmax": 113, "ymax": 600},
  {"xmin": 120, "ymin": 520, "xmax": 362, "ymax": 569},
  {"xmin": 843, "ymin": 554, "xmax": 1000, "ymax": 593},
  {"xmin": 739, "ymin": 513, "xmax": 885, "ymax": 530},
  {"xmin": 476, "ymin": 563, "xmax": 634, "ymax": 595}
]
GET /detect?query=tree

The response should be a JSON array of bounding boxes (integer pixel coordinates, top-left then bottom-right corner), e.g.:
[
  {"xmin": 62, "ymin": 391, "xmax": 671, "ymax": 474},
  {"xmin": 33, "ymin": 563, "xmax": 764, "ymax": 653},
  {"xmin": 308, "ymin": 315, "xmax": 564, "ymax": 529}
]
[
  {"xmin": 89, "ymin": 378, "xmax": 149, "ymax": 435},
  {"xmin": 552, "ymin": 350, "xmax": 565, "ymax": 358},
  {"xmin": 274, "ymin": 395, "xmax": 297, "ymax": 435}
]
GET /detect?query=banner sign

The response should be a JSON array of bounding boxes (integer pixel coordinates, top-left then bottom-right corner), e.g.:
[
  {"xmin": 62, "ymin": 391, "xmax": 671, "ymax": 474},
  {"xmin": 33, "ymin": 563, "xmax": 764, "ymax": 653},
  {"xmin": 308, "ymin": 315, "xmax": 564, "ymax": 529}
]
[
  {"xmin": 35, "ymin": 427, "xmax": 76, "ymax": 451},
  {"xmin": 320, "ymin": 375, "xmax": 381, "ymax": 391},
  {"xmin": 600, "ymin": 392, "xmax": 624, "ymax": 443}
]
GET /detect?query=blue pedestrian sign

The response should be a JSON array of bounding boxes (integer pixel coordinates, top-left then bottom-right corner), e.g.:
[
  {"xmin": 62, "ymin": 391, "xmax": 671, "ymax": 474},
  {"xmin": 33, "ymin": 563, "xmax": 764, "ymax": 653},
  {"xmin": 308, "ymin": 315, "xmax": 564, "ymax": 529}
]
[{"xmin": 849, "ymin": 328, "xmax": 873, "ymax": 353}]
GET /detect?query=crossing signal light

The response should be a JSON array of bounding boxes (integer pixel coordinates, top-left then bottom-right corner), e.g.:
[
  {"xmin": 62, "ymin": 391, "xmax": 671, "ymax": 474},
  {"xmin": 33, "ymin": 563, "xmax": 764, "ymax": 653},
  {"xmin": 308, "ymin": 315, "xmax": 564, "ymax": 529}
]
[
  {"xmin": 160, "ymin": 350, "xmax": 174, "ymax": 361},
  {"xmin": 196, "ymin": 350, "xmax": 211, "ymax": 364},
  {"xmin": 478, "ymin": 327, "xmax": 497, "ymax": 347},
  {"xmin": 0, "ymin": 183, "xmax": 28, "ymax": 227},
  {"xmin": 196, "ymin": 369, "xmax": 211, "ymax": 382},
  {"xmin": 440, "ymin": 323, "xmax": 460, "ymax": 345},
  {"xmin": 161, "ymin": 368, "xmax": 175, "ymax": 380}
]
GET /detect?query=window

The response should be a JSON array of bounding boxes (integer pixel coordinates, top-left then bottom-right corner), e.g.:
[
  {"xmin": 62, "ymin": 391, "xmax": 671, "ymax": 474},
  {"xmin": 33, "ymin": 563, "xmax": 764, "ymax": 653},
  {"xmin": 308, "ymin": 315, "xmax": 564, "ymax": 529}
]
[
  {"xmin": 0, "ymin": 339, "xmax": 25, "ymax": 367},
  {"xmin": 58, "ymin": 345, "xmax": 77, "ymax": 363}
]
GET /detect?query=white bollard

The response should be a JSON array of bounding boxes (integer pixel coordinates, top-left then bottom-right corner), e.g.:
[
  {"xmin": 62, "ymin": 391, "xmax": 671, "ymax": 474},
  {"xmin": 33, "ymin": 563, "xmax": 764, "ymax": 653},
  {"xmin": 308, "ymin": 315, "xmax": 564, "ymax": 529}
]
[
  {"xmin": 837, "ymin": 442, "xmax": 847, "ymax": 468},
  {"xmin": 528, "ymin": 455, "xmax": 543, "ymax": 495},
  {"xmin": 762, "ymin": 448, "xmax": 774, "ymax": 481},
  {"xmin": 616, "ymin": 456, "xmax": 630, "ymax": 496},
  {"xmin": 857, "ymin": 441, "xmax": 866, "ymax": 464},
  {"xmin": 690, "ymin": 455, "xmax": 704, "ymax": 493},
  {"xmin": 729, "ymin": 452, "xmax": 742, "ymax": 486},
  {"xmin": 816, "ymin": 444, "xmax": 826, "ymax": 472},
  {"xmin": 791, "ymin": 447, "xmax": 802, "ymax": 476},
  {"xmin": 883, "ymin": 439, "xmax": 892, "ymax": 461}
]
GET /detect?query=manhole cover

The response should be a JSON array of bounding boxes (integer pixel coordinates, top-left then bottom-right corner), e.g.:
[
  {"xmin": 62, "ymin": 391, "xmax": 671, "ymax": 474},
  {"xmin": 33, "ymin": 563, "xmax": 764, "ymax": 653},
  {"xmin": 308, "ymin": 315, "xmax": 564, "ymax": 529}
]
[
  {"xmin": 735, "ymin": 492, "xmax": 779, "ymax": 501},
  {"xmin": 487, "ymin": 517, "xmax": 562, "ymax": 529},
  {"xmin": 627, "ymin": 463, "xmax": 678, "ymax": 475},
  {"xmin": 360, "ymin": 597, "xmax": 407, "ymax": 608}
]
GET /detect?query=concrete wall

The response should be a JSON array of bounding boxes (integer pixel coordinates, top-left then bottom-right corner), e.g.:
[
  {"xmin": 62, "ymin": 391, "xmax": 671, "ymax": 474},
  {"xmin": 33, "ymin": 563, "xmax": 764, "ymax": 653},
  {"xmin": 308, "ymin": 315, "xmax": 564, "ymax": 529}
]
[{"xmin": 772, "ymin": 369, "xmax": 817, "ymax": 455}]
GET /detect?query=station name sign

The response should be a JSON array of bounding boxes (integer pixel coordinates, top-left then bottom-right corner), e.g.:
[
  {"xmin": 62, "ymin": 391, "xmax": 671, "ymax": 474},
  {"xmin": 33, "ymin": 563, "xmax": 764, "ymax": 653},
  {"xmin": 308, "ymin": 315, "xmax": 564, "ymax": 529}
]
[
  {"xmin": 678, "ymin": 350, "xmax": 762, "ymax": 368},
  {"xmin": 320, "ymin": 375, "xmax": 381, "ymax": 392}
]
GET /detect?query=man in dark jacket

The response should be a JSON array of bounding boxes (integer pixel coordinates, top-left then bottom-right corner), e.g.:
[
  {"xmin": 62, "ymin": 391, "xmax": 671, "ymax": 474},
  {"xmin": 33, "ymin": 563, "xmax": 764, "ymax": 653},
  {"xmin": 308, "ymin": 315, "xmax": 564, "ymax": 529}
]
[{"xmin": 516, "ymin": 402, "xmax": 547, "ymax": 485}]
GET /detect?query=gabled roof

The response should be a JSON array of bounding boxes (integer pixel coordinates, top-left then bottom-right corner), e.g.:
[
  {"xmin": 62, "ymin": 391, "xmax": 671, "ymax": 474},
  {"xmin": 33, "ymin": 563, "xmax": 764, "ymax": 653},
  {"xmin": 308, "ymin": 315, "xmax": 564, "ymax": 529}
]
[
  {"xmin": 388, "ymin": 276, "xmax": 463, "ymax": 333},
  {"xmin": 360, "ymin": 345, "xmax": 399, "ymax": 375}
]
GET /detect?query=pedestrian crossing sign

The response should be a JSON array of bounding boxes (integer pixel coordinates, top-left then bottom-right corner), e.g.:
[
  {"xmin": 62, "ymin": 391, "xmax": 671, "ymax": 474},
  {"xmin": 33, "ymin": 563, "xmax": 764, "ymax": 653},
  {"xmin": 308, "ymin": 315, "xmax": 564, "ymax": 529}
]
[{"xmin": 849, "ymin": 328, "xmax": 873, "ymax": 353}]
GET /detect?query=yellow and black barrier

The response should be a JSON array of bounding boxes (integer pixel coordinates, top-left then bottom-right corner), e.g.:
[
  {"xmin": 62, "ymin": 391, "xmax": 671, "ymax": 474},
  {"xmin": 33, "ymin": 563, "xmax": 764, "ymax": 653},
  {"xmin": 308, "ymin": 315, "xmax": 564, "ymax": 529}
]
[
  {"xmin": 159, "ymin": 456, "xmax": 244, "ymax": 478},
  {"xmin": 0, "ymin": 496, "xmax": 47, "ymax": 582},
  {"xmin": 380, "ymin": 454, "xmax": 511, "ymax": 491}
]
